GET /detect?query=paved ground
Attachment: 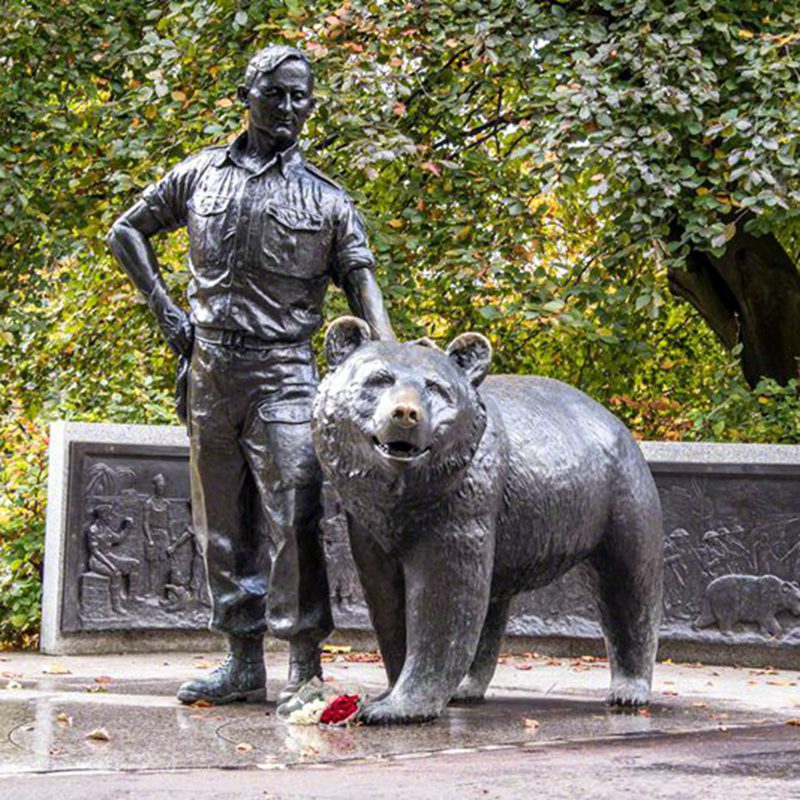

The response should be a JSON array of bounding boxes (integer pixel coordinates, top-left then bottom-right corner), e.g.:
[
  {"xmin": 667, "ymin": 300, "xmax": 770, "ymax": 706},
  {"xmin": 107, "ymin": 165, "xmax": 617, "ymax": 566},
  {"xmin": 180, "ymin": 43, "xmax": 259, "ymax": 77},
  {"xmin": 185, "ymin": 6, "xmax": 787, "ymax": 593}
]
[{"xmin": 1, "ymin": 649, "xmax": 799, "ymax": 798}]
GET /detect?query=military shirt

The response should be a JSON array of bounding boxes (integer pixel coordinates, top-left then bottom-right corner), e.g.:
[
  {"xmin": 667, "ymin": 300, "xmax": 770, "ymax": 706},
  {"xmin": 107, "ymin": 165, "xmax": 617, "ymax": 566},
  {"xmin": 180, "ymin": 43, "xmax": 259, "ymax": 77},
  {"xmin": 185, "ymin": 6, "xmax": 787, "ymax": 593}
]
[{"xmin": 141, "ymin": 133, "xmax": 375, "ymax": 343}]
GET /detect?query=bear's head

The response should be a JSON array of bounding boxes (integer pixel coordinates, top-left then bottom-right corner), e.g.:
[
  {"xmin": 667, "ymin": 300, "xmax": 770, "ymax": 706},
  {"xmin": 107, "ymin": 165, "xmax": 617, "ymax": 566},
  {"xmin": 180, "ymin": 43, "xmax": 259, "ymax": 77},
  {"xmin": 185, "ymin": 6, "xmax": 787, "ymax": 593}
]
[{"xmin": 312, "ymin": 317, "xmax": 492, "ymax": 490}]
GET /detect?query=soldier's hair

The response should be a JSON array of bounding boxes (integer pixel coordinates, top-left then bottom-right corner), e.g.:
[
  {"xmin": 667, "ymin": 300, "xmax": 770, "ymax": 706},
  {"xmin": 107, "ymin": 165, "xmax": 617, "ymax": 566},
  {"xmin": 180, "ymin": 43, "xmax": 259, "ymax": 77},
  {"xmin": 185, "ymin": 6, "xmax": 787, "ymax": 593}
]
[{"xmin": 244, "ymin": 46, "xmax": 313, "ymax": 91}]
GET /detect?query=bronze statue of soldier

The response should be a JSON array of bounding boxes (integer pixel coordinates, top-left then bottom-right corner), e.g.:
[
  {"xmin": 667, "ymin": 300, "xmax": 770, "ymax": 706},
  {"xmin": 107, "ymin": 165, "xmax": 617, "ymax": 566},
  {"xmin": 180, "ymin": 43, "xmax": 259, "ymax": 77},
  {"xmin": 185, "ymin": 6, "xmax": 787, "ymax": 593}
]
[{"xmin": 107, "ymin": 45, "xmax": 394, "ymax": 705}]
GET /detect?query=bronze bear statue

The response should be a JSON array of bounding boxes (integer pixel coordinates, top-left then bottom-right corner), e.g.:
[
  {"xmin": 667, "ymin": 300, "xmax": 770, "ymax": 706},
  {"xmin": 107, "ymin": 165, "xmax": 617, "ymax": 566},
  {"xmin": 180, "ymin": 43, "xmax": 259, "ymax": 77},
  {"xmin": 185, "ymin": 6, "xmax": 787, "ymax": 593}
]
[{"xmin": 312, "ymin": 317, "xmax": 664, "ymax": 725}]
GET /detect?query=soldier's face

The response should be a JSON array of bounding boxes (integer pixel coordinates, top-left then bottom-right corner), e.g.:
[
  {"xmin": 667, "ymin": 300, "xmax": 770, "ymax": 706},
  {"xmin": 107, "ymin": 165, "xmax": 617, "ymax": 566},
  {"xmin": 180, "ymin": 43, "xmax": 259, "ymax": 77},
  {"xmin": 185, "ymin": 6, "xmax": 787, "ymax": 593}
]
[{"xmin": 241, "ymin": 60, "xmax": 315, "ymax": 147}]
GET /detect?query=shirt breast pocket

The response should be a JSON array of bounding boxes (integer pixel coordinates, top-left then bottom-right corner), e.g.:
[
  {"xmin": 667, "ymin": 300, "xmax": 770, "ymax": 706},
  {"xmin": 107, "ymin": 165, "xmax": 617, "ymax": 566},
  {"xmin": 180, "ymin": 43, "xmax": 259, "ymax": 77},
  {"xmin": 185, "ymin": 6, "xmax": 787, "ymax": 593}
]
[
  {"xmin": 187, "ymin": 193, "xmax": 234, "ymax": 274},
  {"xmin": 262, "ymin": 205, "xmax": 330, "ymax": 279}
]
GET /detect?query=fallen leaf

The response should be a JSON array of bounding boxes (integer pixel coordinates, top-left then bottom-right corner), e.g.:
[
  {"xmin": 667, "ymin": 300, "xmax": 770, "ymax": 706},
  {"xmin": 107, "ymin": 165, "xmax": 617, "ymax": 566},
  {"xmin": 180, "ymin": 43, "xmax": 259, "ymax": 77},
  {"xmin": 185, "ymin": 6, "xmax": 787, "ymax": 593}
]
[
  {"xmin": 637, "ymin": 707, "xmax": 651, "ymax": 717},
  {"xmin": 767, "ymin": 680, "xmax": 794, "ymax": 687},
  {"xmin": 189, "ymin": 699, "xmax": 214, "ymax": 709},
  {"xmin": 236, "ymin": 742, "xmax": 254, "ymax": 752},
  {"xmin": 94, "ymin": 676, "xmax": 112, "ymax": 684},
  {"xmin": 194, "ymin": 661, "xmax": 214, "ymax": 669},
  {"xmin": 322, "ymin": 644, "xmax": 352, "ymax": 654},
  {"xmin": 514, "ymin": 663, "xmax": 533, "ymax": 671},
  {"xmin": 43, "ymin": 664, "xmax": 71, "ymax": 675},
  {"xmin": 343, "ymin": 652, "xmax": 382, "ymax": 663},
  {"xmin": 786, "ymin": 719, "xmax": 800, "ymax": 726},
  {"xmin": 6, "ymin": 680, "xmax": 22, "ymax": 690},
  {"xmin": 691, "ymin": 702, "xmax": 709, "ymax": 708},
  {"xmin": 85, "ymin": 727, "xmax": 110, "ymax": 742},
  {"xmin": 56, "ymin": 713, "xmax": 73, "ymax": 726},
  {"xmin": 523, "ymin": 718, "xmax": 540, "ymax": 731}
]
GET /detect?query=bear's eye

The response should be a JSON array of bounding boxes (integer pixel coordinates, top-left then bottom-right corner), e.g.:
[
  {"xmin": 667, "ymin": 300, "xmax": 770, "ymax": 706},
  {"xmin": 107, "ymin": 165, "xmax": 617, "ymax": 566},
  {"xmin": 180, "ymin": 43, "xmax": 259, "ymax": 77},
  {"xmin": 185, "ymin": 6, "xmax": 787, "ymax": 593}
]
[
  {"xmin": 425, "ymin": 379, "xmax": 452, "ymax": 403},
  {"xmin": 363, "ymin": 370, "xmax": 395, "ymax": 389}
]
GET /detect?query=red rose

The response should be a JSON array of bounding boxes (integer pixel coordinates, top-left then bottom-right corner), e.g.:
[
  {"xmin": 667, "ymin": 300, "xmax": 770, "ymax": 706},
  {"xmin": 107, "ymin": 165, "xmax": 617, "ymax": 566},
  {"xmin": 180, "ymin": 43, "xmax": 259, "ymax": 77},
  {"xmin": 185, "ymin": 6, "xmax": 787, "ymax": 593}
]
[{"xmin": 320, "ymin": 694, "xmax": 361, "ymax": 725}]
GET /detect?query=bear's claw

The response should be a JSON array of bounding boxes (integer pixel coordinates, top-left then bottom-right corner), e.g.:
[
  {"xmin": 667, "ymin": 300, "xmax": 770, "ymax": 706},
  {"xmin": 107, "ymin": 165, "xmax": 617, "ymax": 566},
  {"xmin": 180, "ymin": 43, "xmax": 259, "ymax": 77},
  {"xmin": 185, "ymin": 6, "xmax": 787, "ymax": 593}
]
[
  {"xmin": 358, "ymin": 696, "xmax": 439, "ymax": 726},
  {"xmin": 607, "ymin": 676, "xmax": 651, "ymax": 709},
  {"xmin": 450, "ymin": 677, "xmax": 489, "ymax": 705}
]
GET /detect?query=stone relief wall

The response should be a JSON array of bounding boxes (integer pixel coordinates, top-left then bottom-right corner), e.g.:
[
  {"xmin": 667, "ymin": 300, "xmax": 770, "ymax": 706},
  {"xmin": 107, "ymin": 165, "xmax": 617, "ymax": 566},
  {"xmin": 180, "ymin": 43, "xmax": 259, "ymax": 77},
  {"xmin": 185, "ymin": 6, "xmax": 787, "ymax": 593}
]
[
  {"xmin": 55, "ymin": 439, "xmax": 800, "ymax": 654},
  {"xmin": 61, "ymin": 443, "xmax": 210, "ymax": 632},
  {"xmin": 325, "ymin": 466, "xmax": 800, "ymax": 649}
]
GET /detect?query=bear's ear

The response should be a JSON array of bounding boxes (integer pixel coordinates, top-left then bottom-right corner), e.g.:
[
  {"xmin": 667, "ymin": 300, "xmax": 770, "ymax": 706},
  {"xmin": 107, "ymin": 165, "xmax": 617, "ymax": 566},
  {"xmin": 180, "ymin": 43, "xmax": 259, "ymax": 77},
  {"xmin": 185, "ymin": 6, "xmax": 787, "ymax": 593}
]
[
  {"xmin": 324, "ymin": 316, "xmax": 372, "ymax": 368},
  {"xmin": 446, "ymin": 332, "xmax": 492, "ymax": 387}
]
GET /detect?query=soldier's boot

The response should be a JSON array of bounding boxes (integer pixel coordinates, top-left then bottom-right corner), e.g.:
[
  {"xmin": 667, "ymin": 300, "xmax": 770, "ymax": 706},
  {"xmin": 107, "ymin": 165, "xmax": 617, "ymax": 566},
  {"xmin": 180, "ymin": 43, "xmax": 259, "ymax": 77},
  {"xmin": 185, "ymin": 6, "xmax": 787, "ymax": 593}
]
[
  {"xmin": 176, "ymin": 635, "xmax": 266, "ymax": 705},
  {"xmin": 276, "ymin": 637, "xmax": 323, "ymax": 705}
]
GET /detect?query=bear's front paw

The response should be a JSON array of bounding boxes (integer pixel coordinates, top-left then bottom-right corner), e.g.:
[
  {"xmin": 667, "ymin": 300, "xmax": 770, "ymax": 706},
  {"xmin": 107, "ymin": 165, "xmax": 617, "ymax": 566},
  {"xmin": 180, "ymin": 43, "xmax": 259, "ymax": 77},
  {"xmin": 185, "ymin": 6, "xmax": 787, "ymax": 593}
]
[
  {"xmin": 358, "ymin": 695, "xmax": 440, "ymax": 726},
  {"xmin": 607, "ymin": 676, "xmax": 650, "ymax": 709},
  {"xmin": 449, "ymin": 676, "xmax": 489, "ymax": 705}
]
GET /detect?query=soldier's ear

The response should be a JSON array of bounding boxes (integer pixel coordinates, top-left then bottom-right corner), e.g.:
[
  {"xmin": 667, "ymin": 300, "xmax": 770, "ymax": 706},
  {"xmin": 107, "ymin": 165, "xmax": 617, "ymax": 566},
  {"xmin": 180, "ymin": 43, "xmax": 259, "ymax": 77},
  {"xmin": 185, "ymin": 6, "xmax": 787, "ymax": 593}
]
[
  {"xmin": 237, "ymin": 85, "xmax": 249, "ymax": 106},
  {"xmin": 446, "ymin": 332, "xmax": 492, "ymax": 387},
  {"xmin": 325, "ymin": 316, "xmax": 372, "ymax": 368}
]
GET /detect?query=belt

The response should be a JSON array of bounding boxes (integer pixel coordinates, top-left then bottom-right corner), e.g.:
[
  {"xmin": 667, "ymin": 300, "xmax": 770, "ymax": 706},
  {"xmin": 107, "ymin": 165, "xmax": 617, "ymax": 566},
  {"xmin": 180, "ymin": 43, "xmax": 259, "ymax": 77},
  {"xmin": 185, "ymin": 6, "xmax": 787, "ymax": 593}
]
[{"xmin": 194, "ymin": 327, "xmax": 309, "ymax": 351}]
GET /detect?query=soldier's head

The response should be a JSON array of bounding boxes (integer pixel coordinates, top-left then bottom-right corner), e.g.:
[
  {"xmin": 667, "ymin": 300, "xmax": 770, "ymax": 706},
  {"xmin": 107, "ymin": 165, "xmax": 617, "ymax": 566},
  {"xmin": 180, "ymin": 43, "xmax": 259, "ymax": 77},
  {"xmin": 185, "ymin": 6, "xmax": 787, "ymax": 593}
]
[
  {"xmin": 238, "ymin": 46, "xmax": 315, "ymax": 149},
  {"xmin": 152, "ymin": 473, "xmax": 166, "ymax": 495}
]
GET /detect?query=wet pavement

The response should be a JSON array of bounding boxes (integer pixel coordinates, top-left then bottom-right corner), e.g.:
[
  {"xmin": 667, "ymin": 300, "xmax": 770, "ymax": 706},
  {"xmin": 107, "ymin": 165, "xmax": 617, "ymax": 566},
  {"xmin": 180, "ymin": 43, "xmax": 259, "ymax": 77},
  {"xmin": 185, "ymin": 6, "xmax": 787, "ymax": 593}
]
[{"xmin": 1, "ymin": 650, "xmax": 799, "ymax": 798}]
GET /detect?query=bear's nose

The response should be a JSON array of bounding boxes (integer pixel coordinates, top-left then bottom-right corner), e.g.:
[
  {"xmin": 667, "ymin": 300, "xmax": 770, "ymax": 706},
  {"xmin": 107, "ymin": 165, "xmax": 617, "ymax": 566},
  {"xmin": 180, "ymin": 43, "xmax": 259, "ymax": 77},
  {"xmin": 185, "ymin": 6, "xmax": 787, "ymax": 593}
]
[{"xmin": 391, "ymin": 402, "xmax": 422, "ymax": 428}]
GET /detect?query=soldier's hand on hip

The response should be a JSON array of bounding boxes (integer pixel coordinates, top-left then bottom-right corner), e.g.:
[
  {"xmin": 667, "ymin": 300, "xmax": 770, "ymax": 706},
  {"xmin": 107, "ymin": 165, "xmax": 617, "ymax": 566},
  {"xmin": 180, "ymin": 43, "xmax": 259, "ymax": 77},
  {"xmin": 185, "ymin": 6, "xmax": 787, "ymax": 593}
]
[{"xmin": 158, "ymin": 302, "xmax": 194, "ymax": 358}]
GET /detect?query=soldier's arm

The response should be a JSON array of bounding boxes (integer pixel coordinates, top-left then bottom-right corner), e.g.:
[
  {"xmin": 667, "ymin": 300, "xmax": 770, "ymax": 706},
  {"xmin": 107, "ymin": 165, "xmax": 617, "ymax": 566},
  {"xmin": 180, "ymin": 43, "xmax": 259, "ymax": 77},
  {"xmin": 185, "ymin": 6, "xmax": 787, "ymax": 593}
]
[
  {"xmin": 106, "ymin": 202, "xmax": 194, "ymax": 358},
  {"xmin": 106, "ymin": 153, "xmax": 204, "ymax": 357},
  {"xmin": 342, "ymin": 268, "xmax": 395, "ymax": 341},
  {"xmin": 142, "ymin": 500, "xmax": 155, "ymax": 546},
  {"xmin": 334, "ymin": 195, "xmax": 395, "ymax": 341}
]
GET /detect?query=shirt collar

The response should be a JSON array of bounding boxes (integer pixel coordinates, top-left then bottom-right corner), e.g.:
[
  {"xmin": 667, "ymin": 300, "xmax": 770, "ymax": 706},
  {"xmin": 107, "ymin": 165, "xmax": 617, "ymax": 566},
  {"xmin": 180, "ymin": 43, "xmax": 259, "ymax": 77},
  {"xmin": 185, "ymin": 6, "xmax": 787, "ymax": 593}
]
[{"xmin": 224, "ymin": 131, "xmax": 304, "ymax": 177}]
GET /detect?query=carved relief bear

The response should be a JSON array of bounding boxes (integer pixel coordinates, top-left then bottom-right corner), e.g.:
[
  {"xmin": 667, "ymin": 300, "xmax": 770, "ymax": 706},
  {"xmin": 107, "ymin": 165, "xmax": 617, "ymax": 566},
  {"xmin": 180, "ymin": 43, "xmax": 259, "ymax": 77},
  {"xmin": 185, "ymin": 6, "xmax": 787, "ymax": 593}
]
[
  {"xmin": 694, "ymin": 574, "xmax": 800, "ymax": 637},
  {"xmin": 312, "ymin": 317, "xmax": 664, "ymax": 724}
]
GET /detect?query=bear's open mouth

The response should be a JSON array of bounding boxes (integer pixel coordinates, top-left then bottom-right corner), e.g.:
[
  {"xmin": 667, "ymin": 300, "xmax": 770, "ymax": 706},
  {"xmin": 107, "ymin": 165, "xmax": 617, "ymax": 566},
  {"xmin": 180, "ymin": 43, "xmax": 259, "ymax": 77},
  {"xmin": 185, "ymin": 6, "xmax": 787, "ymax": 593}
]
[{"xmin": 372, "ymin": 436, "xmax": 429, "ymax": 461}]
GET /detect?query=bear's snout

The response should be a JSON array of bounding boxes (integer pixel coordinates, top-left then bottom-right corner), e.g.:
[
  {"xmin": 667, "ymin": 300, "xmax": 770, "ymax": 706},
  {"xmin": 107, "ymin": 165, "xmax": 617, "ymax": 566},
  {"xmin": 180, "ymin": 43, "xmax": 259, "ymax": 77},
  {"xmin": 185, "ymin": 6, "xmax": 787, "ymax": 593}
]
[
  {"xmin": 391, "ymin": 400, "xmax": 422, "ymax": 429},
  {"xmin": 372, "ymin": 385, "xmax": 432, "ymax": 462}
]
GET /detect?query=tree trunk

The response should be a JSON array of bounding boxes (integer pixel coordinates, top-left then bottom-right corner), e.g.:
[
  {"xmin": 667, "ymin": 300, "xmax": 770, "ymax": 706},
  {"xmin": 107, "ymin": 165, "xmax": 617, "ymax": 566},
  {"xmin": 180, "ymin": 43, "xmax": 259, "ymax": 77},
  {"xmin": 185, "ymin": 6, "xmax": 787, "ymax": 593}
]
[{"xmin": 668, "ymin": 222, "xmax": 800, "ymax": 387}]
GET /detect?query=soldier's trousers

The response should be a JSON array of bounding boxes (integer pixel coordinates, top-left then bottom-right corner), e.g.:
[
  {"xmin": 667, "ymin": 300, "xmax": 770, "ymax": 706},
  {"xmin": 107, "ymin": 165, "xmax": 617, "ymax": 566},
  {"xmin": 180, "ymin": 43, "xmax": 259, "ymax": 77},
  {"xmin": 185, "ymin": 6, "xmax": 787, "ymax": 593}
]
[{"xmin": 187, "ymin": 335, "xmax": 333, "ymax": 643}]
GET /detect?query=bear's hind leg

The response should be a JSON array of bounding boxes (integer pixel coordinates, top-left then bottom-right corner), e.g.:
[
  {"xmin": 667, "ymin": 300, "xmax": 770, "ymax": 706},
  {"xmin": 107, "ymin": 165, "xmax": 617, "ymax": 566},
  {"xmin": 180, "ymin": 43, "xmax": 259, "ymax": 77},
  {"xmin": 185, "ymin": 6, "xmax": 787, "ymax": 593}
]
[
  {"xmin": 451, "ymin": 595, "xmax": 511, "ymax": 704},
  {"xmin": 592, "ymin": 477, "xmax": 663, "ymax": 708}
]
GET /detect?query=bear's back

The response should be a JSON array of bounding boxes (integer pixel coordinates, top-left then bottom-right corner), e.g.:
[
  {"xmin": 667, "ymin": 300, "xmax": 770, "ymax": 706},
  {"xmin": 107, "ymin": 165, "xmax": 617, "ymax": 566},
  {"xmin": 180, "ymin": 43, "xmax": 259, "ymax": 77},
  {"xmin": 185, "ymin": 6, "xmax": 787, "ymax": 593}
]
[{"xmin": 480, "ymin": 375, "xmax": 642, "ymax": 591}]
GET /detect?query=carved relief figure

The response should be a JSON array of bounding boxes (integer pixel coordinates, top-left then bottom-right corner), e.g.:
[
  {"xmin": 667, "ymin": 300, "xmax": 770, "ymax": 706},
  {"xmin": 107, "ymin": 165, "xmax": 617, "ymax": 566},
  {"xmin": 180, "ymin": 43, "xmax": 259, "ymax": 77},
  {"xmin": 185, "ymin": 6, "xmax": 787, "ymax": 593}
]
[
  {"xmin": 163, "ymin": 500, "xmax": 206, "ymax": 610},
  {"xmin": 694, "ymin": 574, "xmax": 800, "ymax": 637},
  {"xmin": 83, "ymin": 504, "xmax": 141, "ymax": 615},
  {"xmin": 143, "ymin": 473, "xmax": 171, "ymax": 597}
]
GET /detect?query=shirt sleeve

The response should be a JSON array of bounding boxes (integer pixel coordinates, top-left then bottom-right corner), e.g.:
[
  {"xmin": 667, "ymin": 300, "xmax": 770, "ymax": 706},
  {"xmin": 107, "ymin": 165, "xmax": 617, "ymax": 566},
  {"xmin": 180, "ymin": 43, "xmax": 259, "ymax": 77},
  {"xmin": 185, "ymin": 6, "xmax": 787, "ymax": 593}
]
[
  {"xmin": 140, "ymin": 152, "xmax": 206, "ymax": 232},
  {"xmin": 330, "ymin": 196, "xmax": 376, "ymax": 286}
]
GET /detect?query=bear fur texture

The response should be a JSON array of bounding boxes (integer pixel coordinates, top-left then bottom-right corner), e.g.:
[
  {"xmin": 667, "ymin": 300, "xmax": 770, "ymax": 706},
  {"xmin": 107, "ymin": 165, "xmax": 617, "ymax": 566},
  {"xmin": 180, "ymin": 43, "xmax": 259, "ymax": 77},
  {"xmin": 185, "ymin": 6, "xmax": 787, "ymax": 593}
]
[{"xmin": 312, "ymin": 317, "xmax": 664, "ymax": 725}]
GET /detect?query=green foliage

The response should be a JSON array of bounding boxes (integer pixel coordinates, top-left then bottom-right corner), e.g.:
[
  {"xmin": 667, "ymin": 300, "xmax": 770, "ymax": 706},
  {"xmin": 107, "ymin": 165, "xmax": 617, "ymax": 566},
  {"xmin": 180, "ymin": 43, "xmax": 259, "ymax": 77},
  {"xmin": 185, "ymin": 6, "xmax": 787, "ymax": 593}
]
[{"xmin": 3, "ymin": 1, "xmax": 800, "ymax": 643}]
